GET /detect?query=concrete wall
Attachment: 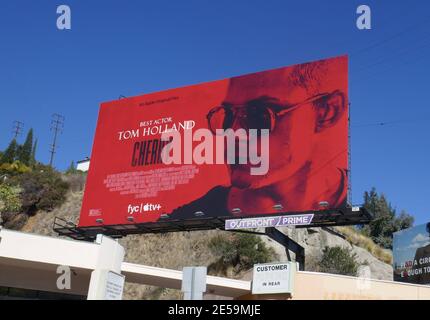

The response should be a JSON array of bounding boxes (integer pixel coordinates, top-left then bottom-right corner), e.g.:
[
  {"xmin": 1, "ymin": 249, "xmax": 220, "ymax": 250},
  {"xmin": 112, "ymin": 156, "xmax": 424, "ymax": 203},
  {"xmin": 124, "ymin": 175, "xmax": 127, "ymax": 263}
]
[
  {"xmin": 293, "ymin": 271, "xmax": 430, "ymax": 300},
  {"xmin": 1, "ymin": 228, "xmax": 430, "ymax": 300}
]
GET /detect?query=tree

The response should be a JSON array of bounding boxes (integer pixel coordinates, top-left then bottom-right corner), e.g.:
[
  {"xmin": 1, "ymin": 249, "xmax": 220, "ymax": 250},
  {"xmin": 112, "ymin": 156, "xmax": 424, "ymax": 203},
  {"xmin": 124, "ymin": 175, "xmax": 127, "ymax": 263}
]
[
  {"xmin": 30, "ymin": 138, "xmax": 38, "ymax": 167},
  {"xmin": 19, "ymin": 129, "xmax": 33, "ymax": 165},
  {"xmin": 208, "ymin": 233, "xmax": 277, "ymax": 274},
  {"xmin": 319, "ymin": 246, "xmax": 359, "ymax": 276},
  {"xmin": 360, "ymin": 188, "xmax": 414, "ymax": 249},
  {"xmin": 394, "ymin": 210, "xmax": 414, "ymax": 231},
  {"xmin": 65, "ymin": 161, "xmax": 77, "ymax": 174},
  {"xmin": 1, "ymin": 139, "xmax": 18, "ymax": 164}
]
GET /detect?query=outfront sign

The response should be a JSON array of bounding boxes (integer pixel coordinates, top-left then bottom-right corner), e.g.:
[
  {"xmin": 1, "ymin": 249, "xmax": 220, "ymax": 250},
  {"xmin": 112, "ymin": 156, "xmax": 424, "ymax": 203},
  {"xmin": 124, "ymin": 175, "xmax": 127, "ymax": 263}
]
[
  {"xmin": 225, "ymin": 214, "xmax": 314, "ymax": 230},
  {"xmin": 252, "ymin": 262, "xmax": 296, "ymax": 295}
]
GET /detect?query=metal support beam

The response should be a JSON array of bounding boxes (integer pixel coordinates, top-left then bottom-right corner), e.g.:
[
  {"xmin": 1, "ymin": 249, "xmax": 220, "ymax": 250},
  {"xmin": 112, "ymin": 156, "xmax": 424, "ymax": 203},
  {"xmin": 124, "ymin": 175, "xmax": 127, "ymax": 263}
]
[
  {"xmin": 265, "ymin": 228, "xmax": 305, "ymax": 271},
  {"xmin": 225, "ymin": 227, "xmax": 305, "ymax": 270}
]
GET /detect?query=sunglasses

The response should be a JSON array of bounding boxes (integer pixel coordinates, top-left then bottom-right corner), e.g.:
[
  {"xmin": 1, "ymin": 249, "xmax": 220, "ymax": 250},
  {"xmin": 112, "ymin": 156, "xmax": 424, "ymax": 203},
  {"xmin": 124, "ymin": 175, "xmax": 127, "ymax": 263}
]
[{"xmin": 207, "ymin": 91, "xmax": 339, "ymax": 135}]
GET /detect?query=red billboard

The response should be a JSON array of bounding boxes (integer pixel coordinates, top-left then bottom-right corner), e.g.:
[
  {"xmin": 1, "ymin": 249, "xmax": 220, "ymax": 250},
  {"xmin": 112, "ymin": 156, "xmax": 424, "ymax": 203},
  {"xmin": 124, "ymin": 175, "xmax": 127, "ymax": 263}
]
[{"xmin": 76, "ymin": 55, "xmax": 358, "ymax": 234}]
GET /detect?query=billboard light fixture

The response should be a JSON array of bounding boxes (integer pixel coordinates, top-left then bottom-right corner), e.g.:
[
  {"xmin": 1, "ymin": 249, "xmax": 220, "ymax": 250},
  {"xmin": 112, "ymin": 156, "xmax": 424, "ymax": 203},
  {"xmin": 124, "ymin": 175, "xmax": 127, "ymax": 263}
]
[
  {"xmin": 231, "ymin": 208, "xmax": 242, "ymax": 214},
  {"xmin": 95, "ymin": 218, "xmax": 104, "ymax": 224},
  {"xmin": 319, "ymin": 201, "xmax": 329, "ymax": 208},
  {"xmin": 273, "ymin": 204, "xmax": 284, "ymax": 211},
  {"xmin": 127, "ymin": 216, "xmax": 134, "ymax": 222},
  {"xmin": 194, "ymin": 211, "xmax": 205, "ymax": 217}
]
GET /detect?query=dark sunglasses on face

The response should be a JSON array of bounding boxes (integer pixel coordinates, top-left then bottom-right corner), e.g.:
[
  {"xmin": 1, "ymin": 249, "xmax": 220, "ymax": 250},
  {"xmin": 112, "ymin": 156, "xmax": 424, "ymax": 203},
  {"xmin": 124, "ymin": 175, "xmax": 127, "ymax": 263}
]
[{"xmin": 206, "ymin": 91, "xmax": 342, "ymax": 135}]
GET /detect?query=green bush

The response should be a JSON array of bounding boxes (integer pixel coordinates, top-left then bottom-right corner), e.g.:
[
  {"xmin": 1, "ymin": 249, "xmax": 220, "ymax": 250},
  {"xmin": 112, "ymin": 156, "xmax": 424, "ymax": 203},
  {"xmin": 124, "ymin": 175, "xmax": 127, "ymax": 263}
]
[
  {"xmin": 319, "ymin": 246, "xmax": 359, "ymax": 277},
  {"xmin": 0, "ymin": 183, "xmax": 23, "ymax": 229},
  {"xmin": 0, "ymin": 161, "xmax": 32, "ymax": 175},
  {"xmin": 0, "ymin": 184, "xmax": 22, "ymax": 214},
  {"xmin": 1, "ymin": 211, "xmax": 28, "ymax": 230},
  {"xmin": 208, "ymin": 233, "xmax": 277, "ymax": 273},
  {"xmin": 12, "ymin": 164, "xmax": 69, "ymax": 215}
]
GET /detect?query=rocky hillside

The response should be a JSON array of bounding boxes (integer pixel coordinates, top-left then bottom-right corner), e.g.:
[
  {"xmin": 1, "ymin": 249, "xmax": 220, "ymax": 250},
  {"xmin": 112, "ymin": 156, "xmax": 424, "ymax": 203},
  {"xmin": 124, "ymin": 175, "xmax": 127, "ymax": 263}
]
[
  {"xmin": 20, "ymin": 185, "xmax": 393, "ymax": 299},
  {"xmin": 262, "ymin": 227, "xmax": 392, "ymax": 281}
]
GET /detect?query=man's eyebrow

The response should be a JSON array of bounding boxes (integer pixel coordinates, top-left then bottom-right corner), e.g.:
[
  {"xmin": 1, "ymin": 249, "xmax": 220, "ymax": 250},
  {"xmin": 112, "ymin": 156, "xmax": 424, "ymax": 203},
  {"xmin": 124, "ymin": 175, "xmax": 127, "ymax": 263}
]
[
  {"xmin": 249, "ymin": 96, "xmax": 280, "ymax": 104},
  {"xmin": 251, "ymin": 96, "xmax": 296, "ymax": 110},
  {"xmin": 222, "ymin": 96, "xmax": 288, "ymax": 107}
]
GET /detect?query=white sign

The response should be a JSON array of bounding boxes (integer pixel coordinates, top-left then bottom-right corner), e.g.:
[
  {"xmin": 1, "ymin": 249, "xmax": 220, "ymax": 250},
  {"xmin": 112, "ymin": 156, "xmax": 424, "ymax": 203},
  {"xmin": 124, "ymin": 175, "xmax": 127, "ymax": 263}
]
[
  {"xmin": 104, "ymin": 271, "xmax": 125, "ymax": 300},
  {"xmin": 225, "ymin": 214, "xmax": 314, "ymax": 230},
  {"xmin": 252, "ymin": 262, "xmax": 296, "ymax": 294}
]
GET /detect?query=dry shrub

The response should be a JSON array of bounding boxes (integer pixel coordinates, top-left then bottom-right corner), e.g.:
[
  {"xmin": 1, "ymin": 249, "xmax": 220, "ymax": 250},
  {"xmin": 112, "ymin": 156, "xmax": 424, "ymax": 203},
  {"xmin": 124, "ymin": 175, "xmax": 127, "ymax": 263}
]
[{"xmin": 336, "ymin": 226, "xmax": 392, "ymax": 264}]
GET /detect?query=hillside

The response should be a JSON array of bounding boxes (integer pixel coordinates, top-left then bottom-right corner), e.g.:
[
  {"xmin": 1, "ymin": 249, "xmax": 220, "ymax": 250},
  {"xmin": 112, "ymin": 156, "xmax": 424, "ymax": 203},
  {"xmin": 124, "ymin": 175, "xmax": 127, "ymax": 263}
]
[{"xmin": 20, "ymin": 179, "xmax": 393, "ymax": 299}]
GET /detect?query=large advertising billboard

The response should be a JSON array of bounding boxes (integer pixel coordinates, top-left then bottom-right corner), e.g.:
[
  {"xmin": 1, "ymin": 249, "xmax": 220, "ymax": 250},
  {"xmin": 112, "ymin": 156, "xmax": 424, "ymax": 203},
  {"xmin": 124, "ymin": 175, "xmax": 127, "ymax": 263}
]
[
  {"xmin": 77, "ymin": 55, "xmax": 354, "ymax": 233},
  {"xmin": 393, "ymin": 223, "xmax": 430, "ymax": 285}
]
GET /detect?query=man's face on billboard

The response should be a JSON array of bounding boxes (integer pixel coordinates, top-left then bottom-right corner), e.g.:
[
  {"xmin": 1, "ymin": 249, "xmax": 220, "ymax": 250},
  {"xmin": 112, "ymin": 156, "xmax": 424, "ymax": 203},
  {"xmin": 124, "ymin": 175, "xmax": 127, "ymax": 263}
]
[{"xmin": 220, "ymin": 64, "xmax": 346, "ymax": 189}]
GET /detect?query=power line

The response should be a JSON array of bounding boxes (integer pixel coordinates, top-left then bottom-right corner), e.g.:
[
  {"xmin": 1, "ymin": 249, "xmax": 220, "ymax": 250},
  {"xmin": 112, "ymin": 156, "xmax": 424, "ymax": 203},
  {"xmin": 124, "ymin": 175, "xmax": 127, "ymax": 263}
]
[
  {"xmin": 354, "ymin": 32, "xmax": 430, "ymax": 75},
  {"xmin": 49, "ymin": 113, "xmax": 65, "ymax": 167},
  {"xmin": 351, "ymin": 118, "xmax": 426, "ymax": 129},
  {"xmin": 349, "ymin": 10, "xmax": 430, "ymax": 79},
  {"xmin": 350, "ymin": 13, "xmax": 430, "ymax": 58},
  {"xmin": 12, "ymin": 121, "xmax": 24, "ymax": 140}
]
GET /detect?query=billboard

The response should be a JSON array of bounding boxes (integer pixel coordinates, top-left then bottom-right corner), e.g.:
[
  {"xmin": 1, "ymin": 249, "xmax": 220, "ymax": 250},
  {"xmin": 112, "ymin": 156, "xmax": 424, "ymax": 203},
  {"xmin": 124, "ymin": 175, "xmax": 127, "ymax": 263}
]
[
  {"xmin": 393, "ymin": 223, "xmax": 430, "ymax": 285},
  {"xmin": 77, "ymin": 55, "xmax": 353, "ymax": 233}
]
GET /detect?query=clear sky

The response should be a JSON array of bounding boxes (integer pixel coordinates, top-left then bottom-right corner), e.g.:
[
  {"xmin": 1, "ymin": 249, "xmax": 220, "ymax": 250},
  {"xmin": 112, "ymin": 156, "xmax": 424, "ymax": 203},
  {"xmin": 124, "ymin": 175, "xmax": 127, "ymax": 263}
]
[{"xmin": 0, "ymin": 1, "xmax": 429, "ymax": 224}]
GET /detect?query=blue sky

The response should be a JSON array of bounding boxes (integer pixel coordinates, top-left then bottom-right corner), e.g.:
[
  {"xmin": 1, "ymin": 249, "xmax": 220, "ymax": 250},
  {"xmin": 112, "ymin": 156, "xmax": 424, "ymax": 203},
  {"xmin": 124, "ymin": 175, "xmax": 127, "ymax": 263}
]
[{"xmin": 0, "ymin": 1, "xmax": 429, "ymax": 224}]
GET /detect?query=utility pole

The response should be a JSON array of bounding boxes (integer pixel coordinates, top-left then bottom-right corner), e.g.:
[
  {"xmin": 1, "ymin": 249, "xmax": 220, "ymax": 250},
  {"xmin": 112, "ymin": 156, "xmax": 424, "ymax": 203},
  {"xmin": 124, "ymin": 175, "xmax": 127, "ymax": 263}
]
[
  {"xmin": 49, "ymin": 113, "xmax": 65, "ymax": 167},
  {"xmin": 348, "ymin": 102, "xmax": 352, "ymax": 206},
  {"xmin": 12, "ymin": 121, "xmax": 24, "ymax": 140}
]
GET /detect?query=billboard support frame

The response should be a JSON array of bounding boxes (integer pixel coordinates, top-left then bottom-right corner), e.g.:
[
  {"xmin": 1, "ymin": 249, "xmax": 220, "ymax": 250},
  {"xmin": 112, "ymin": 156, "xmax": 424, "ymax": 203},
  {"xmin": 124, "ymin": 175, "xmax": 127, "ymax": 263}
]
[
  {"xmin": 53, "ymin": 206, "xmax": 373, "ymax": 242},
  {"xmin": 266, "ymin": 227, "xmax": 305, "ymax": 271},
  {"xmin": 348, "ymin": 102, "xmax": 353, "ymax": 206}
]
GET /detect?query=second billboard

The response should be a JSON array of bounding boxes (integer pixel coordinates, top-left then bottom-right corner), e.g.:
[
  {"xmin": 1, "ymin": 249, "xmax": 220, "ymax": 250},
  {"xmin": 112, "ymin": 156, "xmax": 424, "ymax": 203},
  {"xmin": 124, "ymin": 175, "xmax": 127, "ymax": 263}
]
[{"xmin": 394, "ymin": 223, "xmax": 430, "ymax": 285}]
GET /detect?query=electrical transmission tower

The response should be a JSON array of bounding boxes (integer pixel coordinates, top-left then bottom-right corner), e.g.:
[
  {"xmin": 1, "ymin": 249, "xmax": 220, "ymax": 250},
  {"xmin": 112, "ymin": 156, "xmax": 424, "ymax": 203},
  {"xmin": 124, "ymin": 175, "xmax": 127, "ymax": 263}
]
[
  {"xmin": 49, "ymin": 113, "xmax": 65, "ymax": 167},
  {"xmin": 12, "ymin": 121, "xmax": 24, "ymax": 140}
]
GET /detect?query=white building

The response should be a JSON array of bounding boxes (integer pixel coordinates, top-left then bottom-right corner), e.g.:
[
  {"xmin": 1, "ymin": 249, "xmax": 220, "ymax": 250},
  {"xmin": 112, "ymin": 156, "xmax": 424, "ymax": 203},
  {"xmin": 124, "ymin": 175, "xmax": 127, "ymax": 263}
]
[
  {"xmin": 1, "ymin": 227, "xmax": 430, "ymax": 300},
  {"xmin": 76, "ymin": 157, "xmax": 90, "ymax": 172}
]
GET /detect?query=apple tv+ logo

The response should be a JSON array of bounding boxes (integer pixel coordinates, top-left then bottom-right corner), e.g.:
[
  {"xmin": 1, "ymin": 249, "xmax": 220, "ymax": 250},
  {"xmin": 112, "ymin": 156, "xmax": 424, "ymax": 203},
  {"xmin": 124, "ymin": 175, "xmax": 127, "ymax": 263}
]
[{"xmin": 127, "ymin": 203, "xmax": 161, "ymax": 215}]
